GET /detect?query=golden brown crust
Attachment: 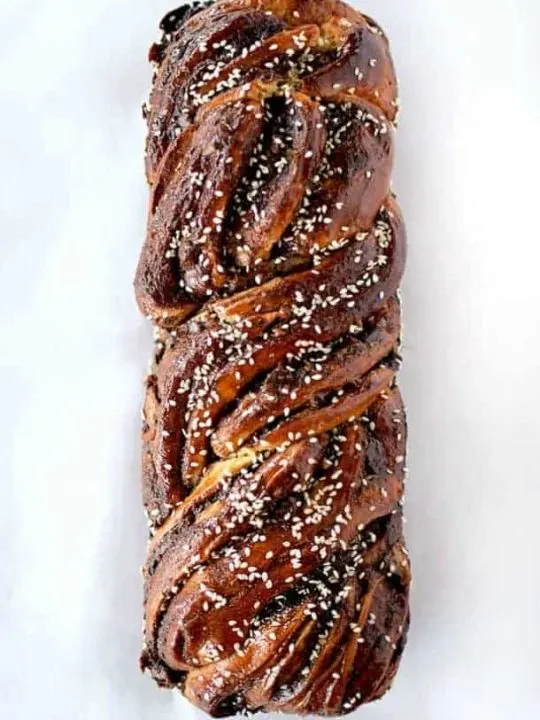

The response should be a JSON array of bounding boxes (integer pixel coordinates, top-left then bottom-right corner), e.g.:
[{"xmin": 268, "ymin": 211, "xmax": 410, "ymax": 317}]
[{"xmin": 136, "ymin": 1, "xmax": 409, "ymax": 716}]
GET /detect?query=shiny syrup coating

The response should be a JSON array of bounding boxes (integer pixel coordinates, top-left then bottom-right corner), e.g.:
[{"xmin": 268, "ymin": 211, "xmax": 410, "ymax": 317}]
[{"xmin": 136, "ymin": 1, "xmax": 410, "ymax": 716}]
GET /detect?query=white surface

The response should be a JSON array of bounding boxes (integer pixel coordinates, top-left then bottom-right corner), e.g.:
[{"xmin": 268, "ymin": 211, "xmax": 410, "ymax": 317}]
[{"xmin": 1, "ymin": 1, "xmax": 539, "ymax": 718}]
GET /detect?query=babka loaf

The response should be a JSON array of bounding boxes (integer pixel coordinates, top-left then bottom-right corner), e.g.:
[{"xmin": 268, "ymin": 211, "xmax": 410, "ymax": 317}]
[{"xmin": 136, "ymin": 1, "xmax": 410, "ymax": 716}]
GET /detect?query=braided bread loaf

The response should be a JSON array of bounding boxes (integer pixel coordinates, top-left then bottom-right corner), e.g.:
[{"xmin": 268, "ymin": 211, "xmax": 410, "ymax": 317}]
[{"xmin": 136, "ymin": 1, "xmax": 410, "ymax": 716}]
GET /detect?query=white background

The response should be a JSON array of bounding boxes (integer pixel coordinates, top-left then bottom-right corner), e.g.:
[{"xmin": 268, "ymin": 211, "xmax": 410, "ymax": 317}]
[{"xmin": 1, "ymin": 1, "xmax": 539, "ymax": 718}]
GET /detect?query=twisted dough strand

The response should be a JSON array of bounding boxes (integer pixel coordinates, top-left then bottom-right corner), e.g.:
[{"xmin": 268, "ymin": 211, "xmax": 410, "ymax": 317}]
[{"xmin": 136, "ymin": 1, "xmax": 410, "ymax": 716}]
